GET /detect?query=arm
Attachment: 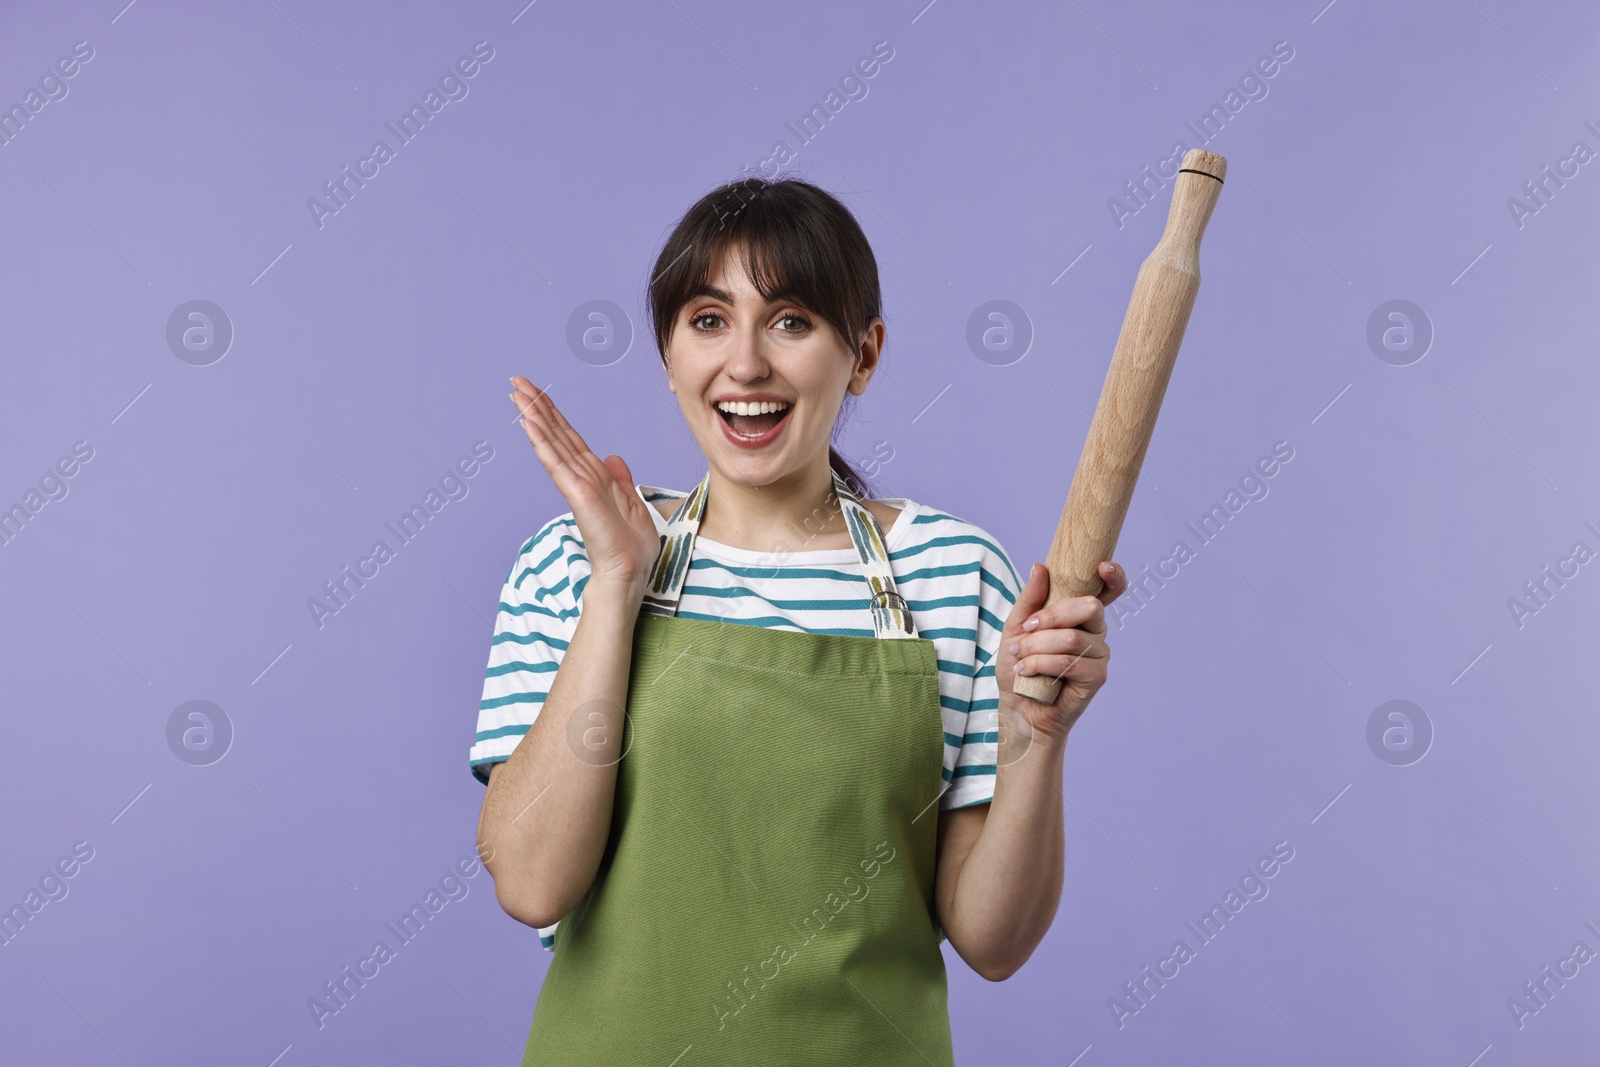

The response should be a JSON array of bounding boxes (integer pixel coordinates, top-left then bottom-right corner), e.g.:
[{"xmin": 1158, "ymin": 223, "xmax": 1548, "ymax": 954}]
[
  {"xmin": 935, "ymin": 559, "xmax": 1124, "ymax": 981},
  {"xmin": 476, "ymin": 581, "xmax": 643, "ymax": 929},
  {"xmin": 475, "ymin": 378, "xmax": 662, "ymax": 930}
]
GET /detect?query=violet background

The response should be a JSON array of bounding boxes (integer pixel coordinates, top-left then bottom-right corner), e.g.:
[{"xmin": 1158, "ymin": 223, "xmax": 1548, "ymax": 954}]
[{"xmin": 2, "ymin": 1, "xmax": 1597, "ymax": 1064}]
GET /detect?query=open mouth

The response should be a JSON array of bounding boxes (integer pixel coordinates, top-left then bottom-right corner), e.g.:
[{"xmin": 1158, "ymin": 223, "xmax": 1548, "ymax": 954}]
[{"xmin": 716, "ymin": 401, "xmax": 793, "ymax": 446}]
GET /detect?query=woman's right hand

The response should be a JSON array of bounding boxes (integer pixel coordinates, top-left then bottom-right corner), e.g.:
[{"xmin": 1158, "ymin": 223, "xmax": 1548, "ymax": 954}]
[{"xmin": 509, "ymin": 377, "xmax": 660, "ymax": 601}]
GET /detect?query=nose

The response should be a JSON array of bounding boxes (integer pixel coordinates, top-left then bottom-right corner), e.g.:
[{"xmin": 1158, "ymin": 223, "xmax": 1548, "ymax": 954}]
[{"xmin": 722, "ymin": 323, "xmax": 772, "ymax": 384}]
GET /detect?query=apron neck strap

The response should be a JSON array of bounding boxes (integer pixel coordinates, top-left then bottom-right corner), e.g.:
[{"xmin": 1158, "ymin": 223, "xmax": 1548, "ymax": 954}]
[{"xmin": 640, "ymin": 466, "xmax": 916, "ymax": 639}]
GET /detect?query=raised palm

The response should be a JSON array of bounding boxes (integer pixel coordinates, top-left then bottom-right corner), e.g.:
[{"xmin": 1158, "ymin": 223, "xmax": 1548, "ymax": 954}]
[{"xmin": 509, "ymin": 377, "xmax": 661, "ymax": 596}]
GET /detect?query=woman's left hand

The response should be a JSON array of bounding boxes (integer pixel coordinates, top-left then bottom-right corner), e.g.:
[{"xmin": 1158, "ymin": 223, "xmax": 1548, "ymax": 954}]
[{"xmin": 994, "ymin": 561, "xmax": 1128, "ymax": 744}]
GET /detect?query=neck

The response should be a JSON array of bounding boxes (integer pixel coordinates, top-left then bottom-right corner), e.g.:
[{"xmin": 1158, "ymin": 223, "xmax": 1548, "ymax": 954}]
[{"xmin": 700, "ymin": 458, "xmax": 847, "ymax": 554}]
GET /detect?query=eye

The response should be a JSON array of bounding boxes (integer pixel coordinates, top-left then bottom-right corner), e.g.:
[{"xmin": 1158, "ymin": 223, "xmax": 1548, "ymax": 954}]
[
  {"xmin": 776, "ymin": 312, "xmax": 813, "ymax": 333},
  {"xmin": 688, "ymin": 311, "xmax": 723, "ymax": 332}
]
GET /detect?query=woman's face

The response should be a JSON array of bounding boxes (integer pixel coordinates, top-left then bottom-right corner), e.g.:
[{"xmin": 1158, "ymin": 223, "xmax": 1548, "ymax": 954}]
[{"xmin": 665, "ymin": 247, "xmax": 882, "ymax": 487}]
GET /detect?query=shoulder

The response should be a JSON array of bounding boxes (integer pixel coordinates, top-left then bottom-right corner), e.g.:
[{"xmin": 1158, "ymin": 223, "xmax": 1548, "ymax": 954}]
[
  {"xmin": 511, "ymin": 483, "xmax": 682, "ymax": 576},
  {"xmin": 887, "ymin": 500, "xmax": 1022, "ymax": 590},
  {"xmin": 506, "ymin": 484, "xmax": 691, "ymax": 596},
  {"xmin": 504, "ymin": 511, "xmax": 588, "ymax": 599},
  {"xmin": 862, "ymin": 499, "xmax": 902, "ymax": 534}
]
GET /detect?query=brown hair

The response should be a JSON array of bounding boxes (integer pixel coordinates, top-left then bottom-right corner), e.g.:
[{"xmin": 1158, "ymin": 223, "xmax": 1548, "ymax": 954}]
[{"xmin": 646, "ymin": 175, "xmax": 882, "ymax": 500}]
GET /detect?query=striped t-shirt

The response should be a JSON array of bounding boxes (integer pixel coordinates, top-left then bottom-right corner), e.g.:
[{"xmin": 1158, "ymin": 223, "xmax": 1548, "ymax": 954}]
[{"xmin": 470, "ymin": 483, "xmax": 1023, "ymax": 950}]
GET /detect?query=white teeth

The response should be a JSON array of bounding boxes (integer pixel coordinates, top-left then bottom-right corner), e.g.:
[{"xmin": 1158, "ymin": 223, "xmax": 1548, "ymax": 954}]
[{"xmin": 716, "ymin": 400, "xmax": 791, "ymax": 415}]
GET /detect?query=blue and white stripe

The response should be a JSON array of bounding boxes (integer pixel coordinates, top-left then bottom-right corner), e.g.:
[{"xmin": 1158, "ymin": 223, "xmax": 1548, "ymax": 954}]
[{"xmin": 469, "ymin": 483, "xmax": 1022, "ymax": 950}]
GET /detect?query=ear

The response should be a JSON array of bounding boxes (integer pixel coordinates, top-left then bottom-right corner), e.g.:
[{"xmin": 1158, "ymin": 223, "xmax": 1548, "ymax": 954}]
[{"xmin": 848, "ymin": 318, "xmax": 886, "ymax": 396}]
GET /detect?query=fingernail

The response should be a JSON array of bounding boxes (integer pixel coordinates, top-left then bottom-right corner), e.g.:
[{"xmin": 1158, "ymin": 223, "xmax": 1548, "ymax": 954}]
[
  {"xmin": 1008, "ymin": 641, "xmax": 1019, "ymax": 654},
  {"xmin": 1023, "ymin": 617, "xmax": 1039, "ymax": 631}
]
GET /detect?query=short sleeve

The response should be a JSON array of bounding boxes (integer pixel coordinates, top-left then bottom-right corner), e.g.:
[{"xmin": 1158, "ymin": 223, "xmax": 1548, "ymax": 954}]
[
  {"xmin": 469, "ymin": 517, "xmax": 584, "ymax": 786},
  {"xmin": 469, "ymin": 518, "xmax": 585, "ymax": 953},
  {"xmin": 938, "ymin": 537, "xmax": 1023, "ymax": 811}
]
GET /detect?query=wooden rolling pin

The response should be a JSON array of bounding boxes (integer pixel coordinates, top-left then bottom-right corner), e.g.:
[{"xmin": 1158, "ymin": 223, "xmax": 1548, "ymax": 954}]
[{"xmin": 1014, "ymin": 148, "xmax": 1227, "ymax": 704}]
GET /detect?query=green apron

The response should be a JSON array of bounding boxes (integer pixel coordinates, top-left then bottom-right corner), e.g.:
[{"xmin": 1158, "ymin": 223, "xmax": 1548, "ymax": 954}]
[{"xmin": 522, "ymin": 467, "xmax": 956, "ymax": 1066}]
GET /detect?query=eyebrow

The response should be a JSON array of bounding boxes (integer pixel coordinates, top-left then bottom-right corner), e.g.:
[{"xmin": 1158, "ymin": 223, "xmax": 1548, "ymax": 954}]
[{"xmin": 688, "ymin": 285, "xmax": 806, "ymax": 308}]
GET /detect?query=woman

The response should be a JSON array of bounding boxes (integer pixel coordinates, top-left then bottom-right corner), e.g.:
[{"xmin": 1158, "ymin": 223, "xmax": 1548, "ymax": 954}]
[{"xmin": 471, "ymin": 176, "xmax": 1126, "ymax": 1065}]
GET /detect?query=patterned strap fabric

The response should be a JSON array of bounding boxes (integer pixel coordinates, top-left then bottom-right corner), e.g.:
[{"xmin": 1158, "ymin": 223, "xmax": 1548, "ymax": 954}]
[{"xmin": 640, "ymin": 467, "xmax": 917, "ymax": 640}]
